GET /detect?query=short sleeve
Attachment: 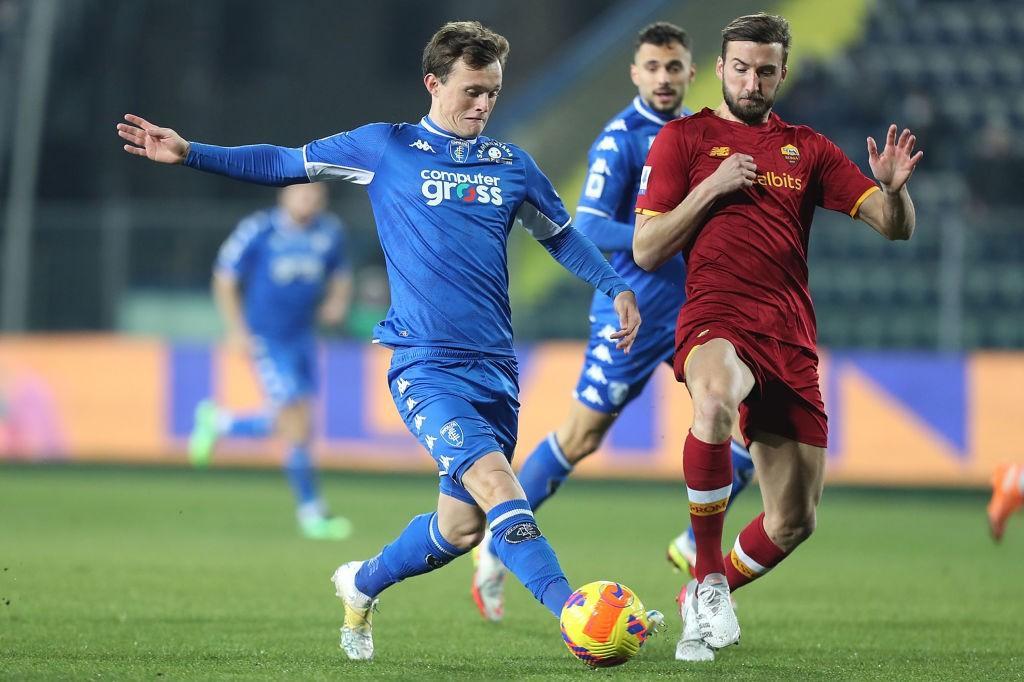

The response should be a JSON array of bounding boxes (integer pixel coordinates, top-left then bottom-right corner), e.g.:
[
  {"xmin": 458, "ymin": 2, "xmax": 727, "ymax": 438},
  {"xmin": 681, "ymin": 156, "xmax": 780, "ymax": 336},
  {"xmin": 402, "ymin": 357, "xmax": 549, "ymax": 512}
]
[
  {"xmin": 303, "ymin": 123, "xmax": 395, "ymax": 185},
  {"xmin": 216, "ymin": 214, "xmax": 264, "ymax": 278},
  {"xmin": 516, "ymin": 149, "xmax": 572, "ymax": 240},
  {"xmin": 576, "ymin": 130, "xmax": 634, "ymax": 219},
  {"xmin": 815, "ymin": 134, "xmax": 879, "ymax": 217},
  {"xmin": 634, "ymin": 123, "xmax": 691, "ymax": 215}
]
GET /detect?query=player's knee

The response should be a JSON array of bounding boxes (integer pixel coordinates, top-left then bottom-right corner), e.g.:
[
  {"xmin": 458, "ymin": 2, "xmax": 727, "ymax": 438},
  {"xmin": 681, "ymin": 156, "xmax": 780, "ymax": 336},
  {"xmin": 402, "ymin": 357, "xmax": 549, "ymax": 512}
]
[
  {"xmin": 437, "ymin": 514, "xmax": 485, "ymax": 551},
  {"xmin": 765, "ymin": 510, "xmax": 817, "ymax": 551},
  {"xmin": 690, "ymin": 391, "xmax": 737, "ymax": 440},
  {"xmin": 462, "ymin": 461, "xmax": 523, "ymax": 510}
]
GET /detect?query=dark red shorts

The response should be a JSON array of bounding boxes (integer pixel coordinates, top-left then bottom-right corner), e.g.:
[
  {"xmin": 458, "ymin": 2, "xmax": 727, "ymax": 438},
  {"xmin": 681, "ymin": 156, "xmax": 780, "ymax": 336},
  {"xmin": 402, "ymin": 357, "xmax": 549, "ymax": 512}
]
[{"xmin": 673, "ymin": 320, "xmax": 828, "ymax": 448}]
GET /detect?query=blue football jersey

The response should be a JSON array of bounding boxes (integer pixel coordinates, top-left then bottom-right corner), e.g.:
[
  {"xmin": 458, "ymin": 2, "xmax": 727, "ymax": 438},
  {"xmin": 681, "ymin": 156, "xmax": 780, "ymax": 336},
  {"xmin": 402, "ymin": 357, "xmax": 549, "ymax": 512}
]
[
  {"xmin": 216, "ymin": 208, "xmax": 348, "ymax": 339},
  {"xmin": 577, "ymin": 96, "xmax": 689, "ymax": 327},
  {"xmin": 301, "ymin": 116, "xmax": 575, "ymax": 356}
]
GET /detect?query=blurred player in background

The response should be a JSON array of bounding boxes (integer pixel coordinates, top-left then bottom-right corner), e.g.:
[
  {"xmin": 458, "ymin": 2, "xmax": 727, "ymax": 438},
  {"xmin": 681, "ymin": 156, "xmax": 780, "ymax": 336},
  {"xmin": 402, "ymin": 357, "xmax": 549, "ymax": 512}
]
[
  {"xmin": 471, "ymin": 21, "xmax": 756, "ymax": 623},
  {"xmin": 188, "ymin": 183, "xmax": 353, "ymax": 541},
  {"xmin": 988, "ymin": 462, "xmax": 1024, "ymax": 541},
  {"xmin": 633, "ymin": 13, "xmax": 923, "ymax": 662},
  {"xmin": 118, "ymin": 20, "xmax": 652, "ymax": 662}
]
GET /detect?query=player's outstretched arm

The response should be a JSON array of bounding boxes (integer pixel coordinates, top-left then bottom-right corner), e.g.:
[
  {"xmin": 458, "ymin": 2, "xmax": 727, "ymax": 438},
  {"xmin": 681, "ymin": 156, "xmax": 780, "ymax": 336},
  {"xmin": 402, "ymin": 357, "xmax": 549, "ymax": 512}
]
[
  {"xmin": 633, "ymin": 153, "xmax": 756, "ymax": 271},
  {"xmin": 858, "ymin": 124, "xmax": 923, "ymax": 241},
  {"xmin": 116, "ymin": 113, "xmax": 308, "ymax": 186},
  {"xmin": 117, "ymin": 114, "xmax": 190, "ymax": 164}
]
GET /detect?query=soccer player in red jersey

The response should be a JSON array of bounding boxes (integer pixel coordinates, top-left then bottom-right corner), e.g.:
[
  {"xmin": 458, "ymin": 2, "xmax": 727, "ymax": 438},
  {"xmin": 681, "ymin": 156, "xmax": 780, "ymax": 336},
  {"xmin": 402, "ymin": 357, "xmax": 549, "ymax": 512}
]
[{"xmin": 633, "ymin": 13, "xmax": 923, "ymax": 661}]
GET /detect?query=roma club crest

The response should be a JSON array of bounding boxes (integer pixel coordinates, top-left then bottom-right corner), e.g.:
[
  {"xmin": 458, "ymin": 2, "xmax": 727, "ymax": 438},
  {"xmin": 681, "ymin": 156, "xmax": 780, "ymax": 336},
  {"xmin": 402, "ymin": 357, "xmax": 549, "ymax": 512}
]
[{"xmin": 781, "ymin": 144, "xmax": 800, "ymax": 165}]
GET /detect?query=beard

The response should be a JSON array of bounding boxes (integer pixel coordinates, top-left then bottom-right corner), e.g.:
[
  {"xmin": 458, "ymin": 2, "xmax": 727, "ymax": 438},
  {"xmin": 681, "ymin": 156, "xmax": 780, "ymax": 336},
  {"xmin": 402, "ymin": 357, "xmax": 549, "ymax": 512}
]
[
  {"xmin": 647, "ymin": 91, "xmax": 683, "ymax": 114},
  {"xmin": 722, "ymin": 83, "xmax": 774, "ymax": 124}
]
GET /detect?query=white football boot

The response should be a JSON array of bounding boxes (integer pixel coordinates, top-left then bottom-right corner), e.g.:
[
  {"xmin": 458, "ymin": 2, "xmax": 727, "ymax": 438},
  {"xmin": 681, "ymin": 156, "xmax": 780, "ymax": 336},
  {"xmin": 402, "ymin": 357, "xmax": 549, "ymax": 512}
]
[
  {"xmin": 471, "ymin": 528, "xmax": 506, "ymax": 622},
  {"xmin": 675, "ymin": 579, "xmax": 715, "ymax": 662},
  {"xmin": 695, "ymin": 572, "xmax": 740, "ymax": 649},
  {"xmin": 331, "ymin": 561, "xmax": 378, "ymax": 660}
]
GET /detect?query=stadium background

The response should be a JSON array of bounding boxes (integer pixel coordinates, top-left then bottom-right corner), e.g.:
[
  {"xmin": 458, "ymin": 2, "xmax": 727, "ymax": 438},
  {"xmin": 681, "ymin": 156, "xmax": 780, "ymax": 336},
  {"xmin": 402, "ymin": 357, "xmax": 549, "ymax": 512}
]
[
  {"xmin": 1, "ymin": 0, "xmax": 1022, "ymax": 483},
  {"xmin": 3, "ymin": 1, "xmax": 1024, "ymax": 679}
]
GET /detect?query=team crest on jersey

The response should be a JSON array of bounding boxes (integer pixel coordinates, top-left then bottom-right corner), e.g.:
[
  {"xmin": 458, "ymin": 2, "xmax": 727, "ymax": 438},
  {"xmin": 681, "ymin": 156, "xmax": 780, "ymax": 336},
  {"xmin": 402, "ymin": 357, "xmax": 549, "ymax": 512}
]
[
  {"xmin": 781, "ymin": 144, "xmax": 801, "ymax": 165},
  {"xmin": 476, "ymin": 140, "xmax": 514, "ymax": 164},
  {"xmin": 448, "ymin": 139, "xmax": 472, "ymax": 163},
  {"xmin": 709, "ymin": 146, "xmax": 730, "ymax": 158},
  {"xmin": 608, "ymin": 381, "xmax": 629, "ymax": 407},
  {"xmin": 440, "ymin": 420, "xmax": 464, "ymax": 448}
]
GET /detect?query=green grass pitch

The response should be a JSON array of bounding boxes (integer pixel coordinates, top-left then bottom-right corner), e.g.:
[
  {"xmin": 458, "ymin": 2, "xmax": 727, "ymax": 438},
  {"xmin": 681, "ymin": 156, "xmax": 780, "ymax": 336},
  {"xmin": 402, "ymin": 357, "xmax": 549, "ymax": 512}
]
[{"xmin": 2, "ymin": 463, "xmax": 1022, "ymax": 679}]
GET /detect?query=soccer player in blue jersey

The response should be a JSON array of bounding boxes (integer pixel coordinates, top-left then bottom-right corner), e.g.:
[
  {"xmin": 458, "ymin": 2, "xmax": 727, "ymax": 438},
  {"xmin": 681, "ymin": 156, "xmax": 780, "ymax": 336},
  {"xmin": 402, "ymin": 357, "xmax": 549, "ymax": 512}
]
[
  {"xmin": 187, "ymin": 182, "xmax": 354, "ymax": 541},
  {"xmin": 118, "ymin": 21, "xmax": 658, "ymax": 661},
  {"xmin": 469, "ymin": 23, "xmax": 757, "ymax": 623}
]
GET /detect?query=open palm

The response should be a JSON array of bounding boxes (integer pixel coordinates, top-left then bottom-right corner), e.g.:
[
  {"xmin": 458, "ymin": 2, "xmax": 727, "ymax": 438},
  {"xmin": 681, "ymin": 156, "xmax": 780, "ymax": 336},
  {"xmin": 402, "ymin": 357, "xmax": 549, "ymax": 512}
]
[
  {"xmin": 116, "ymin": 114, "xmax": 189, "ymax": 164},
  {"xmin": 867, "ymin": 124, "xmax": 923, "ymax": 193}
]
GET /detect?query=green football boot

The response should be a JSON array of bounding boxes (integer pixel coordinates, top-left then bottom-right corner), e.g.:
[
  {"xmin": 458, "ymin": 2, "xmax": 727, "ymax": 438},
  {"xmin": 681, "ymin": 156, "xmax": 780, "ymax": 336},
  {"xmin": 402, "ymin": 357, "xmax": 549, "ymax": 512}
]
[
  {"xmin": 188, "ymin": 399, "xmax": 220, "ymax": 468},
  {"xmin": 300, "ymin": 514, "xmax": 354, "ymax": 541}
]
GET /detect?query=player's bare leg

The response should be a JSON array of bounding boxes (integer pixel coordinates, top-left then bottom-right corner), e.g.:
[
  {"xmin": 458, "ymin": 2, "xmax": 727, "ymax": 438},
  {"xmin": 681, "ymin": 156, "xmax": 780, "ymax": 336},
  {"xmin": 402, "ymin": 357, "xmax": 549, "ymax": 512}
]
[
  {"xmin": 682, "ymin": 339, "xmax": 753, "ymax": 649},
  {"xmin": 718, "ymin": 434, "xmax": 824, "ymax": 603}
]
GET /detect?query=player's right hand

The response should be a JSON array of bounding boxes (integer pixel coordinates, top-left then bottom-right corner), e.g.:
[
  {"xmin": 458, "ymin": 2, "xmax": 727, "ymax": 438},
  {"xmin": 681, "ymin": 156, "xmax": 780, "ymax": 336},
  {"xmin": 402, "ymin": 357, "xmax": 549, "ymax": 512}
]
[
  {"xmin": 116, "ymin": 114, "xmax": 190, "ymax": 164},
  {"xmin": 610, "ymin": 290, "xmax": 641, "ymax": 354},
  {"xmin": 708, "ymin": 153, "xmax": 757, "ymax": 195}
]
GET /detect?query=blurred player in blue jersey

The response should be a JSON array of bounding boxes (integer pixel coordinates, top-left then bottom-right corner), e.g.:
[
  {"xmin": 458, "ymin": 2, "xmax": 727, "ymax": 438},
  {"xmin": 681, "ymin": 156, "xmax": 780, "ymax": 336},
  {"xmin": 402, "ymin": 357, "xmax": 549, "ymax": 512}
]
[
  {"xmin": 118, "ymin": 21, "xmax": 658, "ymax": 662},
  {"xmin": 469, "ymin": 23, "xmax": 757, "ymax": 622},
  {"xmin": 187, "ymin": 182, "xmax": 353, "ymax": 541}
]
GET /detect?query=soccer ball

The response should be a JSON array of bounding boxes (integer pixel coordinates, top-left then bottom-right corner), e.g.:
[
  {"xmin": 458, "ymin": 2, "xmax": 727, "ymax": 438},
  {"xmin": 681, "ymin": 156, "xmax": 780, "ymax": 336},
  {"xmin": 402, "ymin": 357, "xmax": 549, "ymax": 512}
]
[{"xmin": 559, "ymin": 581, "xmax": 656, "ymax": 667}]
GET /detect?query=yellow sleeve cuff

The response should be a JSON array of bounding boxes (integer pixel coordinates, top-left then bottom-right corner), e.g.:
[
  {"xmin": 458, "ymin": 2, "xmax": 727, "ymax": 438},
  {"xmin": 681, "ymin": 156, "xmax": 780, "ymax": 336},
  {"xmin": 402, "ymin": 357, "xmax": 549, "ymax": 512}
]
[{"xmin": 849, "ymin": 185, "xmax": 880, "ymax": 217}]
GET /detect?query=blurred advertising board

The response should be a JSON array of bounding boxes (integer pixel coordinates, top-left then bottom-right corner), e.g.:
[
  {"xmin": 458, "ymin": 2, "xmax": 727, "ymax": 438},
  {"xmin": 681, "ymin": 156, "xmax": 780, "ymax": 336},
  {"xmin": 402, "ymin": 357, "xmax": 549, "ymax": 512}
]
[{"xmin": 1, "ymin": 336, "xmax": 1020, "ymax": 486}]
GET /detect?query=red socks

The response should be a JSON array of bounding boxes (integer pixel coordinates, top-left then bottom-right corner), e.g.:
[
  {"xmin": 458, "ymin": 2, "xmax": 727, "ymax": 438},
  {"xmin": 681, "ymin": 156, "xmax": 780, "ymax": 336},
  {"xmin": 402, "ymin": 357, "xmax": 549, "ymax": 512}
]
[
  {"xmin": 683, "ymin": 431, "xmax": 733, "ymax": 580},
  {"xmin": 725, "ymin": 512, "xmax": 788, "ymax": 591}
]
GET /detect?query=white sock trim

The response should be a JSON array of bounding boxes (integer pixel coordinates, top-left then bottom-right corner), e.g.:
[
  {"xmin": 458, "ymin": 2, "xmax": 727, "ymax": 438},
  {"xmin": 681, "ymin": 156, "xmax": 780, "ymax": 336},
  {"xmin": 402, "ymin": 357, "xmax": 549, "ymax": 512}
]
[
  {"xmin": 547, "ymin": 433, "xmax": 572, "ymax": 471},
  {"xmin": 686, "ymin": 484, "xmax": 733, "ymax": 504},
  {"xmin": 733, "ymin": 537, "xmax": 767, "ymax": 575},
  {"xmin": 488, "ymin": 508, "xmax": 535, "ymax": 531}
]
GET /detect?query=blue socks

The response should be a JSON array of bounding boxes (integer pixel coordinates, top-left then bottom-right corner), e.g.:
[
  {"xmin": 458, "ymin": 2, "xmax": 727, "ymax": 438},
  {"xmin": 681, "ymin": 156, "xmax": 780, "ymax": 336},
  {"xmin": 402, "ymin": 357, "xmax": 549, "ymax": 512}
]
[
  {"xmin": 223, "ymin": 413, "xmax": 273, "ymax": 438},
  {"xmin": 518, "ymin": 433, "xmax": 573, "ymax": 512},
  {"xmin": 355, "ymin": 512, "xmax": 466, "ymax": 597},
  {"xmin": 486, "ymin": 499, "xmax": 571, "ymax": 617},
  {"xmin": 284, "ymin": 443, "xmax": 320, "ymax": 507}
]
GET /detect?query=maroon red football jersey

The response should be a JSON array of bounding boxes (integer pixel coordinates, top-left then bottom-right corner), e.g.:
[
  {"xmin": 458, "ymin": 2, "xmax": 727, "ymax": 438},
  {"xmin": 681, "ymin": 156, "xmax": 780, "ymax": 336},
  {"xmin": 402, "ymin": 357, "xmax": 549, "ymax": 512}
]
[{"xmin": 635, "ymin": 108, "xmax": 878, "ymax": 350}]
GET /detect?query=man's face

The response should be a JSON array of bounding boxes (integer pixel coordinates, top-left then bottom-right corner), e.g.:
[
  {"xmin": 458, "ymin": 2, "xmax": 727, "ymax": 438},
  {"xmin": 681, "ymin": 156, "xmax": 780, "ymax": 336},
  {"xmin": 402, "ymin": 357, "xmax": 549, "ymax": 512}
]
[
  {"xmin": 631, "ymin": 41, "xmax": 695, "ymax": 115},
  {"xmin": 425, "ymin": 58, "xmax": 502, "ymax": 138},
  {"xmin": 717, "ymin": 41, "xmax": 787, "ymax": 124},
  {"xmin": 279, "ymin": 183, "xmax": 327, "ymax": 225}
]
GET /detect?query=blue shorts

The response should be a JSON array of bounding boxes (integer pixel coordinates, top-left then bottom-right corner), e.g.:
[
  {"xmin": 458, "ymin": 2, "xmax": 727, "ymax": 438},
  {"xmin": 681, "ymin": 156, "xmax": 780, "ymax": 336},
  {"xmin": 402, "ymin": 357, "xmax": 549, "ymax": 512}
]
[
  {"xmin": 573, "ymin": 314, "xmax": 675, "ymax": 414},
  {"xmin": 250, "ymin": 334, "xmax": 317, "ymax": 410},
  {"xmin": 388, "ymin": 348, "xmax": 519, "ymax": 505}
]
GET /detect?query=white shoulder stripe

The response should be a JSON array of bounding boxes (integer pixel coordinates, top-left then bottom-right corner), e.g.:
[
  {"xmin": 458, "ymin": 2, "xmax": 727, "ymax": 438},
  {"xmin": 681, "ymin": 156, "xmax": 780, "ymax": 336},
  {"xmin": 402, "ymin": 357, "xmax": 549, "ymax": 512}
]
[
  {"xmin": 302, "ymin": 144, "xmax": 374, "ymax": 185},
  {"xmin": 516, "ymin": 203, "xmax": 570, "ymax": 240}
]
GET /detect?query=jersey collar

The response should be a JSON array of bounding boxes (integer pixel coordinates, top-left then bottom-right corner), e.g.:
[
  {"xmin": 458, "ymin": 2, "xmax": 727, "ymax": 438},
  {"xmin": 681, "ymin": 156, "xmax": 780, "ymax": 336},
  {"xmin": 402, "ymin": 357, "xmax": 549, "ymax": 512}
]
[
  {"xmin": 632, "ymin": 96, "xmax": 677, "ymax": 126},
  {"xmin": 419, "ymin": 116, "xmax": 479, "ymax": 144}
]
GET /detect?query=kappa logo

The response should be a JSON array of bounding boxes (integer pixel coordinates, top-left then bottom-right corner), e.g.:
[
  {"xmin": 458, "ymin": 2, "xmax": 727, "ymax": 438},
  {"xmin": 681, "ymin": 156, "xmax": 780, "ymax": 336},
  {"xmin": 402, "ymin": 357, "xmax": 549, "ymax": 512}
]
[
  {"xmin": 597, "ymin": 324, "xmax": 618, "ymax": 342},
  {"xmin": 503, "ymin": 521, "xmax": 542, "ymax": 544},
  {"xmin": 604, "ymin": 118, "xmax": 628, "ymax": 132},
  {"xmin": 406, "ymin": 397, "xmax": 417, "ymax": 411},
  {"xmin": 709, "ymin": 146, "xmax": 731, "ymax": 158},
  {"xmin": 781, "ymin": 143, "xmax": 800, "ymax": 165},
  {"xmin": 580, "ymin": 385, "xmax": 604, "ymax": 406},
  {"xmin": 438, "ymin": 455, "xmax": 454, "ymax": 474},
  {"xmin": 609, "ymin": 381, "xmax": 629, "ymax": 407},
  {"xmin": 396, "ymin": 377, "xmax": 411, "ymax": 395},
  {"xmin": 592, "ymin": 344, "xmax": 614, "ymax": 364},
  {"xmin": 440, "ymin": 420, "xmax": 464, "ymax": 448},
  {"xmin": 414, "ymin": 414, "xmax": 426, "ymax": 431},
  {"xmin": 596, "ymin": 136, "xmax": 620, "ymax": 153},
  {"xmin": 424, "ymin": 435, "xmax": 436, "ymax": 453},
  {"xmin": 585, "ymin": 363, "xmax": 609, "ymax": 385},
  {"xmin": 410, "ymin": 139, "xmax": 435, "ymax": 153}
]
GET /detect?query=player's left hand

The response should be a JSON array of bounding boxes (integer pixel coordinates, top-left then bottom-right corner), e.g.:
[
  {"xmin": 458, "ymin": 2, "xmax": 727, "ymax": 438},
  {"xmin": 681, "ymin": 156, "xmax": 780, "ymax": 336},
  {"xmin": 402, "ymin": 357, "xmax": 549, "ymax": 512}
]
[
  {"xmin": 611, "ymin": 290, "xmax": 641, "ymax": 354},
  {"xmin": 867, "ymin": 124, "xmax": 923, "ymax": 194}
]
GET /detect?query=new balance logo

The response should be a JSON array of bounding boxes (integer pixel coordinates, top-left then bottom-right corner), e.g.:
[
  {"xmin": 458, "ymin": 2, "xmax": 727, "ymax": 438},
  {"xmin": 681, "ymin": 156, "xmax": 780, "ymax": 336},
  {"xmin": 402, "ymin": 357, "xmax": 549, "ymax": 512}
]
[{"xmin": 410, "ymin": 139, "xmax": 436, "ymax": 153}]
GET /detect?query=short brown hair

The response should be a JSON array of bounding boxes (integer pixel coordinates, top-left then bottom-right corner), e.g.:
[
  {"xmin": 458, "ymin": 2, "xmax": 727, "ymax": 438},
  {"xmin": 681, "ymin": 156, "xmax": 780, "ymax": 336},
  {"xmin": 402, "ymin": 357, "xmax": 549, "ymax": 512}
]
[
  {"xmin": 721, "ymin": 13, "xmax": 791, "ymax": 64},
  {"xmin": 422, "ymin": 21, "xmax": 510, "ymax": 83},
  {"xmin": 636, "ymin": 21, "xmax": 691, "ymax": 52}
]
